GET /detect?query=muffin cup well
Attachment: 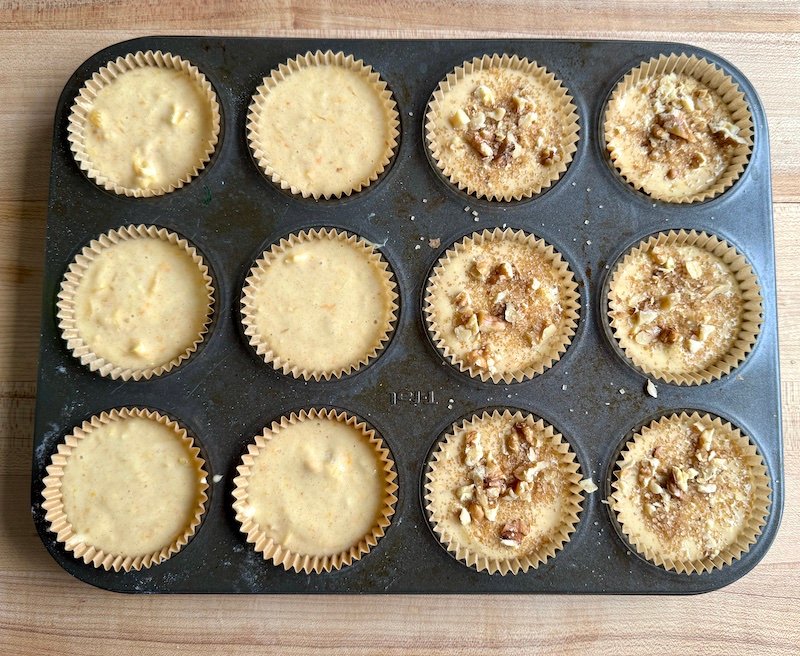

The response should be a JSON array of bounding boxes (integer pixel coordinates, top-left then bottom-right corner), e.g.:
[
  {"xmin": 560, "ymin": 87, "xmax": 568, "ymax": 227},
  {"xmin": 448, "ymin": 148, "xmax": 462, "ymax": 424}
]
[
  {"xmin": 424, "ymin": 227, "xmax": 580, "ymax": 384},
  {"xmin": 68, "ymin": 50, "xmax": 220, "ymax": 197},
  {"xmin": 425, "ymin": 53, "xmax": 579, "ymax": 201},
  {"xmin": 241, "ymin": 227, "xmax": 399, "ymax": 381},
  {"xmin": 424, "ymin": 408, "xmax": 584, "ymax": 575},
  {"xmin": 610, "ymin": 411, "xmax": 771, "ymax": 574},
  {"xmin": 232, "ymin": 408, "xmax": 398, "ymax": 574},
  {"xmin": 57, "ymin": 224, "xmax": 215, "ymax": 381},
  {"xmin": 40, "ymin": 407, "xmax": 209, "ymax": 572},
  {"xmin": 604, "ymin": 53, "xmax": 753, "ymax": 203},
  {"xmin": 247, "ymin": 50, "xmax": 400, "ymax": 200},
  {"xmin": 607, "ymin": 229, "xmax": 762, "ymax": 385}
]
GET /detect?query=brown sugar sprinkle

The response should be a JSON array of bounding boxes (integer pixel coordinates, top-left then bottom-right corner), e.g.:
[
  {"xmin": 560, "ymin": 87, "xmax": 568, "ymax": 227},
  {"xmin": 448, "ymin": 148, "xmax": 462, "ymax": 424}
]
[
  {"xmin": 612, "ymin": 242, "xmax": 743, "ymax": 372},
  {"xmin": 451, "ymin": 241, "xmax": 564, "ymax": 375},
  {"xmin": 439, "ymin": 68, "xmax": 569, "ymax": 196},
  {"xmin": 452, "ymin": 418, "xmax": 564, "ymax": 550},
  {"xmin": 636, "ymin": 74, "xmax": 747, "ymax": 182},
  {"xmin": 632, "ymin": 419, "xmax": 755, "ymax": 560}
]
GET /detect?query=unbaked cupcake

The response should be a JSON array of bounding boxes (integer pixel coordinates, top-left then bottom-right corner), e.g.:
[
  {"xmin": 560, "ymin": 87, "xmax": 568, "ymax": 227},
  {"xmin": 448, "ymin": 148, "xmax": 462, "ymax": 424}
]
[
  {"xmin": 425, "ymin": 53, "xmax": 579, "ymax": 201},
  {"xmin": 232, "ymin": 408, "xmax": 398, "ymax": 573},
  {"xmin": 241, "ymin": 228, "xmax": 398, "ymax": 380},
  {"xmin": 248, "ymin": 50, "xmax": 400, "ymax": 199},
  {"xmin": 607, "ymin": 230, "xmax": 762, "ymax": 385},
  {"xmin": 57, "ymin": 225, "xmax": 215, "ymax": 381},
  {"xmin": 611, "ymin": 411, "xmax": 771, "ymax": 574},
  {"xmin": 40, "ymin": 407, "xmax": 209, "ymax": 572},
  {"xmin": 68, "ymin": 50, "xmax": 220, "ymax": 197},
  {"xmin": 424, "ymin": 228, "xmax": 579, "ymax": 383},
  {"xmin": 604, "ymin": 53, "xmax": 753, "ymax": 203},
  {"xmin": 425, "ymin": 408, "xmax": 585, "ymax": 575}
]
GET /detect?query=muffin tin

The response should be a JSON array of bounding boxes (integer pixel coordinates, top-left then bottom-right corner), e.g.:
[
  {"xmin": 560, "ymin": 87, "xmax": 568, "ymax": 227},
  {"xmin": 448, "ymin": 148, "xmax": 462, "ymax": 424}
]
[{"xmin": 32, "ymin": 37, "xmax": 783, "ymax": 593}]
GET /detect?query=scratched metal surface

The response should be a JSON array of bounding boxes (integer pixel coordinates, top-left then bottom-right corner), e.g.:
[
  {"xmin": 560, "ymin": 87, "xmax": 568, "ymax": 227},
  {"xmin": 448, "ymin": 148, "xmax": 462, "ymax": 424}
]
[{"xmin": 31, "ymin": 37, "xmax": 782, "ymax": 593}]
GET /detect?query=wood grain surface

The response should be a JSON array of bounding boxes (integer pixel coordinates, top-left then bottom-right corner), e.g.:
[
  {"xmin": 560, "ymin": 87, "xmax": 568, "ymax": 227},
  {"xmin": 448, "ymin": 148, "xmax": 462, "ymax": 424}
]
[{"xmin": 1, "ymin": 2, "xmax": 799, "ymax": 654}]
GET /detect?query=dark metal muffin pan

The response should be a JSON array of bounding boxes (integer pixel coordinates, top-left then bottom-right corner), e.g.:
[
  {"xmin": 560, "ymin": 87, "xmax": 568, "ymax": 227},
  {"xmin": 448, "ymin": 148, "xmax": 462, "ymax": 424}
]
[{"xmin": 32, "ymin": 37, "xmax": 782, "ymax": 594}]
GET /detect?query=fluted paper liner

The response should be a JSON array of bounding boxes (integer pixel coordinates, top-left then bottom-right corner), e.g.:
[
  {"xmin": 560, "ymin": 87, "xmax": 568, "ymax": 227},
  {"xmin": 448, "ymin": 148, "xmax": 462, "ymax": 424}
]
[
  {"xmin": 425, "ymin": 54, "xmax": 579, "ymax": 201},
  {"xmin": 247, "ymin": 50, "xmax": 400, "ymax": 199},
  {"xmin": 424, "ymin": 227, "xmax": 580, "ymax": 383},
  {"xmin": 68, "ymin": 50, "xmax": 220, "ymax": 197},
  {"xmin": 232, "ymin": 408, "xmax": 398, "ymax": 574},
  {"xmin": 610, "ymin": 411, "xmax": 771, "ymax": 574},
  {"xmin": 41, "ymin": 407, "xmax": 209, "ymax": 572},
  {"xmin": 604, "ymin": 53, "xmax": 753, "ymax": 203},
  {"xmin": 425, "ymin": 409, "xmax": 584, "ymax": 575},
  {"xmin": 241, "ymin": 227, "xmax": 399, "ymax": 381},
  {"xmin": 607, "ymin": 229, "xmax": 762, "ymax": 385},
  {"xmin": 57, "ymin": 224, "xmax": 215, "ymax": 381}
]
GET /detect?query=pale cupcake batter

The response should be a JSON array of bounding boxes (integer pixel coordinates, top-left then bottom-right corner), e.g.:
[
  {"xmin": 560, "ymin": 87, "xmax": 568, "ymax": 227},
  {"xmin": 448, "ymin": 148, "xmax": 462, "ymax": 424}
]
[
  {"xmin": 243, "ymin": 416, "xmax": 385, "ymax": 556},
  {"xmin": 83, "ymin": 66, "xmax": 215, "ymax": 192},
  {"xmin": 614, "ymin": 415, "xmax": 762, "ymax": 564},
  {"xmin": 72, "ymin": 236, "xmax": 211, "ymax": 371},
  {"xmin": 606, "ymin": 72, "xmax": 749, "ymax": 200},
  {"xmin": 60, "ymin": 415, "xmax": 206, "ymax": 556},
  {"xmin": 245, "ymin": 234, "xmax": 395, "ymax": 376},
  {"xmin": 430, "ymin": 64, "xmax": 572, "ymax": 199},
  {"xmin": 427, "ymin": 234, "xmax": 572, "ymax": 378},
  {"xmin": 427, "ymin": 412, "xmax": 578, "ymax": 563},
  {"xmin": 251, "ymin": 62, "xmax": 396, "ymax": 197},
  {"xmin": 610, "ymin": 242, "xmax": 743, "ymax": 376}
]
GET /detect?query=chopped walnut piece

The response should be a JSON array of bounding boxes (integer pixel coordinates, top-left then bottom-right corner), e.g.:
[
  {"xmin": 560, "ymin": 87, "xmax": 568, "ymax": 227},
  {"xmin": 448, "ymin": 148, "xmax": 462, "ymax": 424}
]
[
  {"xmin": 449, "ymin": 109, "xmax": 470, "ymax": 128},
  {"xmin": 469, "ymin": 258, "xmax": 491, "ymax": 281},
  {"xmin": 671, "ymin": 466, "xmax": 690, "ymax": 493},
  {"xmin": 454, "ymin": 290, "xmax": 472, "ymax": 309},
  {"xmin": 456, "ymin": 484, "xmax": 475, "ymax": 503},
  {"xmin": 657, "ymin": 110, "xmax": 696, "ymax": 142},
  {"xmin": 658, "ymin": 326, "xmax": 679, "ymax": 344},
  {"xmin": 474, "ymin": 85, "xmax": 495, "ymax": 106},
  {"xmin": 487, "ymin": 261, "xmax": 514, "ymax": 283},
  {"xmin": 464, "ymin": 431, "xmax": 484, "ymax": 467},
  {"xmin": 477, "ymin": 312, "xmax": 507, "ymax": 333},
  {"xmin": 465, "ymin": 346, "xmax": 494, "ymax": 371},
  {"xmin": 459, "ymin": 506, "xmax": 471, "ymax": 525},
  {"xmin": 697, "ymin": 483, "xmax": 717, "ymax": 494},
  {"xmin": 579, "ymin": 478, "xmax": 598, "ymax": 493},
  {"xmin": 685, "ymin": 259, "xmax": 703, "ymax": 279},
  {"xmin": 499, "ymin": 519, "xmax": 530, "ymax": 546},
  {"xmin": 513, "ymin": 422, "xmax": 536, "ymax": 446},
  {"xmin": 468, "ymin": 501, "xmax": 485, "ymax": 521}
]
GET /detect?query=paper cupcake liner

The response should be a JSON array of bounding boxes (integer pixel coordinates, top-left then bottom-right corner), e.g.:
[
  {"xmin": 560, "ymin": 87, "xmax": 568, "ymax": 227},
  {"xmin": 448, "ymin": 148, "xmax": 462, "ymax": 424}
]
[
  {"xmin": 241, "ymin": 227, "xmax": 399, "ymax": 381},
  {"xmin": 424, "ymin": 408, "xmax": 584, "ymax": 575},
  {"xmin": 57, "ymin": 224, "xmax": 215, "ymax": 381},
  {"xmin": 424, "ymin": 227, "xmax": 580, "ymax": 383},
  {"xmin": 68, "ymin": 50, "xmax": 221, "ymax": 198},
  {"xmin": 40, "ymin": 407, "xmax": 209, "ymax": 572},
  {"xmin": 425, "ymin": 53, "xmax": 580, "ymax": 201},
  {"xmin": 604, "ymin": 53, "xmax": 753, "ymax": 203},
  {"xmin": 607, "ymin": 229, "xmax": 762, "ymax": 385},
  {"xmin": 232, "ymin": 407, "xmax": 398, "ymax": 574},
  {"xmin": 247, "ymin": 50, "xmax": 400, "ymax": 200},
  {"xmin": 610, "ymin": 411, "xmax": 771, "ymax": 574}
]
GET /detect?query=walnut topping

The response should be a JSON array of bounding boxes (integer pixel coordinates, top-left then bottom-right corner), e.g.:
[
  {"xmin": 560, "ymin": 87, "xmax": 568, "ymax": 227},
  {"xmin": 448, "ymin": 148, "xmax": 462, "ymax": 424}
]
[
  {"xmin": 697, "ymin": 482, "xmax": 717, "ymax": 494},
  {"xmin": 464, "ymin": 431, "xmax": 484, "ymax": 467},
  {"xmin": 469, "ymin": 258, "xmax": 491, "ymax": 281},
  {"xmin": 499, "ymin": 519, "xmax": 530, "ymax": 547},
  {"xmin": 685, "ymin": 259, "xmax": 703, "ymax": 279},
  {"xmin": 449, "ymin": 109, "xmax": 470, "ymax": 128},
  {"xmin": 477, "ymin": 312, "xmax": 507, "ymax": 333},
  {"xmin": 514, "ymin": 461, "xmax": 548, "ymax": 483},
  {"xmin": 456, "ymin": 484, "xmax": 476, "ymax": 503},
  {"xmin": 475, "ymin": 85, "xmax": 495, "ymax": 106},
  {"xmin": 468, "ymin": 501, "xmax": 485, "ymax": 521},
  {"xmin": 455, "ymin": 290, "xmax": 472, "ymax": 309},
  {"xmin": 578, "ymin": 478, "xmax": 598, "ymax": 494},
  {"xmin": 459, "ymin": 506, "xmax": 472, "ymax": 525},
  {"xmin": 465, "ymin": 345, "xmax": 495, "ymax": 371},
  {"xmin": 513, "ymin": 422, "xmax": 537, "ymax": 446}
]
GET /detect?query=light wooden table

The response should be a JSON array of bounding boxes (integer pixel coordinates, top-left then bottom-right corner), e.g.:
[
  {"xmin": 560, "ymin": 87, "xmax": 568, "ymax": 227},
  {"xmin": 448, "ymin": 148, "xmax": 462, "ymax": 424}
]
[{"xmin": 2, "ymin": 2, "xmax": 798, "ymax": 654}]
